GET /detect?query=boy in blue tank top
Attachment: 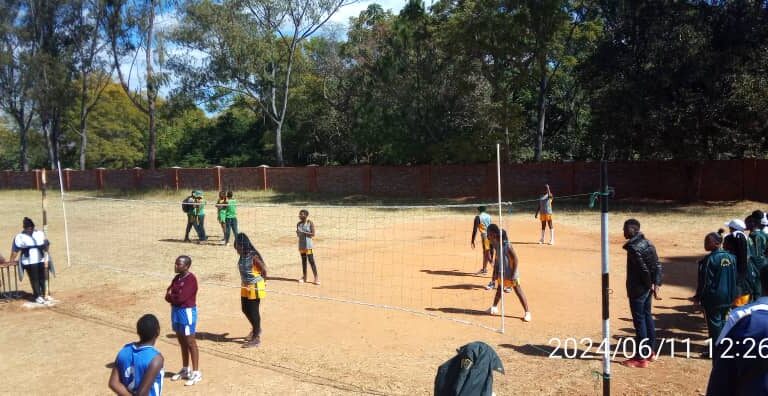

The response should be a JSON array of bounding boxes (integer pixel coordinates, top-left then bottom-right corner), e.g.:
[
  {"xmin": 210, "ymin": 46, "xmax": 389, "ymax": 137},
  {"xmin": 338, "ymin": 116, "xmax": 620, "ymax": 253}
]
[{"xmin": 109, "ymin": 314, "xmax": 165, "ymax": 396}]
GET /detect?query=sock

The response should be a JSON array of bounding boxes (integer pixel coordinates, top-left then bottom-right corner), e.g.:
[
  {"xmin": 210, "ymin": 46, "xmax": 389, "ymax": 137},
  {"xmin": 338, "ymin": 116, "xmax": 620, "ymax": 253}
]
[
  {"xmin": 550, "ymin": 229, "xmax": 555, "ymax": 243},
  {"xmin": 540, "ymin": 229, "xmax": 545, "ymax": 241}
]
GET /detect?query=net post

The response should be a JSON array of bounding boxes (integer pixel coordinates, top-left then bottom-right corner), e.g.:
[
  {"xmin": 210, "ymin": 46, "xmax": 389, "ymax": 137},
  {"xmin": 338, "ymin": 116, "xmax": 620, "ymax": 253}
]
[
  {"xmin": 496, "ymin": 143, "xmax": 505, "ymax": 333},
  {"xmin": 600, "ymin": 160, "xmax": 610, "ymax": 395},
  {"xmin": 56, "ymin": 161, "xmax": 73, "ymax": 268}
]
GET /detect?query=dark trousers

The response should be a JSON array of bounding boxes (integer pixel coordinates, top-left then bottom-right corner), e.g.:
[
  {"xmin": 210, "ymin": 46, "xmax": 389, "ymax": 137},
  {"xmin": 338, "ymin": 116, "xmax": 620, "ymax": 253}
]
[
  {"xmin": 704, "ymin": 305, "xmax": 730, "ymax": 341},
  {"xmin": 185, "ymin": 215, "xmax": 207, "ymax": 241},
  {"xmin": 241, "ymin": 297, "xmax": 261, "ymax": 336},
  {"xmin": 629, "ymin": 290, "xmax": 656, "ymax": 355},
  {"xmin": 224, "ymin": 218, "xmax": 239, "ymax": 243},
  {"xmin": 25, "ymin": 263, "xmax": 46, "ymax": 298}
]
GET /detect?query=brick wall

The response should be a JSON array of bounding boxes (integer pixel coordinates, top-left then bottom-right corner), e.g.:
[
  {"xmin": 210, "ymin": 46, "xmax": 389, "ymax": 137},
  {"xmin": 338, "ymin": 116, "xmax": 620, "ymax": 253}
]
[{"xmin": 3, "ymin": 160, "xmax": 766, "ymax": 202}]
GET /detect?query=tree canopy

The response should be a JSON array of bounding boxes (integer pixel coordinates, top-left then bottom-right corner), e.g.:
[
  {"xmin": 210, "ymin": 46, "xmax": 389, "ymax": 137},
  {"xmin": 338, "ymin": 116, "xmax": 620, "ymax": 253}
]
[{"xmin": 1, "ymin": 0, "xmax": 767, "ymax": 170}]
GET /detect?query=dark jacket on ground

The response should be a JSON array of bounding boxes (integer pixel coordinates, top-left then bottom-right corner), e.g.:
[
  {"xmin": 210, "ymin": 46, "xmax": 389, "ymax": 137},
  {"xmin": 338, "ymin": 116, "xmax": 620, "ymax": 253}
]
[
  {"xmin": 435, "ymin": 341, "xmax": 504, "ymax": 396},
  {"xmin": 624, "ymin": 233, "xmax": 663, "ymax": 299}
]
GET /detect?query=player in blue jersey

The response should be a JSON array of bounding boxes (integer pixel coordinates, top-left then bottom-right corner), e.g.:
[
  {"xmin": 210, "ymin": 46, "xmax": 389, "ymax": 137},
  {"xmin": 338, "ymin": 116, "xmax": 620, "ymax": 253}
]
[
  {"xmin": 109, "ymin": 314, "xmax": 165, "ymax": 396},
  {"xmin": 471, "ymin": 206, "xmax": 494, "ymax": 281}
]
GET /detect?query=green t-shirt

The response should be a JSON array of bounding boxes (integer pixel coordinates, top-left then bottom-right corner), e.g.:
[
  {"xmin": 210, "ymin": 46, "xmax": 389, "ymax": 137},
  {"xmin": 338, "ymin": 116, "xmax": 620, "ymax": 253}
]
[
  {"xmin": 225, "ymin": 199, "xmax": 237, "ymax": 219},
  {"xmin": 195, "ymin": 200, "xmax": 206, "ymax": 216}
]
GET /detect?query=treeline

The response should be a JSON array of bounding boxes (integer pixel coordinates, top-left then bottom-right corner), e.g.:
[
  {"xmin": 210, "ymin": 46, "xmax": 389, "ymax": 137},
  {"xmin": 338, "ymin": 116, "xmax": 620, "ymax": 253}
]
[{"xmin": 1, "ymin": 0, "xmax": 767, "ymax": 170}]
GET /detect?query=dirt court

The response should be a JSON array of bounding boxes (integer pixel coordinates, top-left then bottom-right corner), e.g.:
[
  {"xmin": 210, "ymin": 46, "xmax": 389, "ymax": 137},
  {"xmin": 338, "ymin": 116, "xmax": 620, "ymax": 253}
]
[{"xmin": 0, "ymin": 190, "xmax": 753, "ymax": 395}]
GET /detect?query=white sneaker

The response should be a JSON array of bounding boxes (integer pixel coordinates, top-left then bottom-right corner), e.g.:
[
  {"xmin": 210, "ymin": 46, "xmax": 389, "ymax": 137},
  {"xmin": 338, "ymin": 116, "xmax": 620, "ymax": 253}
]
[
  {"xmin": 503, "ymin": 287, "xmax": 512, "ymax": 293},
  {"xmin": 523, "ymin": 312, "xmax": 532, "ymax": 322},
  {"xmin": 44, "ymin": 295, "xmax": 54, "ymax": 301},
  {"xmin": 487, "ymin": 306, "xmax": 499, "ymax": 315},
  {"xmin": 35, "ymin": 296, "xmax": 45, "ymax": 305},
  {"xmin": 548, "ymin": 240, "xmax": 554, "ymax": 245},
  {"xmin": 171, "ymin": 367, "xmax": 189, "ymax": 381},
  {"xmin": 538, "ymin": 239, "xmax": 544, "ymax": 244},
  {"xmin": 185, "ymin": 371, "xmax": 202, "ymax": 386}
]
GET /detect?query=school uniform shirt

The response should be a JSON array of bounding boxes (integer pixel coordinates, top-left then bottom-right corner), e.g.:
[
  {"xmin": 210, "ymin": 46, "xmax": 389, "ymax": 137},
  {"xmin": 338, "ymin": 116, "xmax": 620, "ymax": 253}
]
[
  {"xmin": 538, "ymin": 194, "xmax": 553, "ymax": 215},
  {"xmin": 12, "ymin": 230, "xmax": 47, "ymax": 266},
  {"xmin": 491, "ymin": 240, "xmax": 518, "ymax": 280},
  {"xmin": 708, "ymin": 296, "xmax": 768, "ymax": 395},
  {"xmin": 477, "ymin": 213, "xmax": 491, "ymax": 237},
  {"xmin": 165, "ymin": 272, "xmax": 198, "ymax": 308},
  {"xmin": 114, "ymin": 343, "xmax": 164, "ymax": 396},
  {"xmin": 225, "ymin": 199, "xmax": 237, "ymax": 219},
  {"xmin": 298, "ymin": 221, "xmax": 314, "ymax": 250}
]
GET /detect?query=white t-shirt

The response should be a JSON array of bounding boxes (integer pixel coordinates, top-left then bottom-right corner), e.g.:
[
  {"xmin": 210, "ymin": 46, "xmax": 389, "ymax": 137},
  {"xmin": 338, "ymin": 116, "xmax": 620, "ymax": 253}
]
[{"xmin": 13, "ymin": 230, "xmax": 47, "ymax": 266}]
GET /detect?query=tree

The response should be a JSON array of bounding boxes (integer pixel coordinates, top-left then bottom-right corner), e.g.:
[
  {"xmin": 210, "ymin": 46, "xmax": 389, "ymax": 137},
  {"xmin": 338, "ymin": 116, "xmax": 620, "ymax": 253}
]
[
  {"xmin": 71, "ymin": 0, "xmax": 113, "ymax": 170},
  {"xmin": 172, "ymin": 0, "xmax": 355, "ymax": 166},
  {"xmin": 0, "ymin": 0, "xmax": 37, "ymax": 171},
  {"xmin": 106, "ymin": 0, "xmax": 168, "ymax": 169}
]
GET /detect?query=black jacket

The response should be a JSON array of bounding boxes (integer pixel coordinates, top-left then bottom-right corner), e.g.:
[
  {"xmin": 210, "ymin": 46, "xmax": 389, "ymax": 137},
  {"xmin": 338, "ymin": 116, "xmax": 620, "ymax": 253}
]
[
  {"xmin": 435, "ymin": 341, "xmax": 504, "ymax": 396},
  {"xmin": 624, "ymin": 233, "xmax": 663, "ymax": 299}
]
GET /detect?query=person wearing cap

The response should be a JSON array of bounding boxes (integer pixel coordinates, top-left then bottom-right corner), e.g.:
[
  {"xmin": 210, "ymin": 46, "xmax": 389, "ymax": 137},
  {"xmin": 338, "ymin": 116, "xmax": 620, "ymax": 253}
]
[
  {"xmin": 8, "ymin": 217, "xmax": 51, "ymax": 305},
  {"xmin": 723, "ymin": 218, "xmax": 757, "ymax": 306},
  {"xmin": 471, "ymin": 206, "xmax": 493, "ymax": 280}
]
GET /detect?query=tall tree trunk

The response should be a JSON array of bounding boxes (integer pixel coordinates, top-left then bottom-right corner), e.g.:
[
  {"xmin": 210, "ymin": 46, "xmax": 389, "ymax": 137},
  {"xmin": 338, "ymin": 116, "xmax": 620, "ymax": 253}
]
[
  {"xmin": 275, "ymin": 121, "xmax": 284, "ymax": 166},
  {"xmin": 79, "ymin": 75, "xmax": 88, "ymax": 170},
  {"xmin": 145, "ymin": 0, "xmax": 157, "ymax": 169},
  {"xmin": 19, "ymin": 125, "xmax": 29, "ymax": 171},
  {"xmin": 534, "ymin": 58, "xmax": 548, "ymax": 162}
]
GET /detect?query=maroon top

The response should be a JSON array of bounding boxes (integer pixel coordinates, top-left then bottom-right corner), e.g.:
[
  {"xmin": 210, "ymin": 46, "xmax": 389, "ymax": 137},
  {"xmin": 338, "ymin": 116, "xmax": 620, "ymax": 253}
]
[{"xmin": 165, "ymin": 272, "xmax": 198, "ymax": 308}]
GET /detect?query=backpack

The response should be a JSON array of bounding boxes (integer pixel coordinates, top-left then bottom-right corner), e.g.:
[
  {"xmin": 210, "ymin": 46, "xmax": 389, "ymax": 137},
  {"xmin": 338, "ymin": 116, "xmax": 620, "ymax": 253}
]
[
  {"xmin": 702, "ymin": 250, "xmax": 739, "ymax": 308},
  {"xmin": 434, "ymin": 342, "xmax": 504, "ymax": 396},
  {"xmin": 182, "ymin": 196, "xmax": 196, "ymax": 214}
]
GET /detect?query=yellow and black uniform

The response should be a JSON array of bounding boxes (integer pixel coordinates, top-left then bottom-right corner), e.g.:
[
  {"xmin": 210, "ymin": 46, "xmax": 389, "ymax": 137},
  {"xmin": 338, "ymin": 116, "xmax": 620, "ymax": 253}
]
[
  {"xmin": 238, "ymin": 251, "xmax": 265, "ymax": 342},
  {"xmin": 538, "ymin": 193, "xmax": 553, "ymax": 222}
]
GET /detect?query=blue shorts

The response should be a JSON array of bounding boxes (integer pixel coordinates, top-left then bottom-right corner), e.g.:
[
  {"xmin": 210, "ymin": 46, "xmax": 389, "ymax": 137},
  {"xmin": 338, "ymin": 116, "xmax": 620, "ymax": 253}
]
[{"xmin": 171, "ymin": 306, "xmax": 198, "ymax": 336}]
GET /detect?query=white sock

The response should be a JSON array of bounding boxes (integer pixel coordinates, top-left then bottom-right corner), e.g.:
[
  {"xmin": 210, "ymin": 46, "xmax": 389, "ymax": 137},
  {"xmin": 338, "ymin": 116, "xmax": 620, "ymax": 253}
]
[
  {"xmin": 540, "ymin": 229, "xmax": 545, "ymax": 241},
  {"xmin": 550, "ymin": 229, "xmax": 555, "ymax": 242}
]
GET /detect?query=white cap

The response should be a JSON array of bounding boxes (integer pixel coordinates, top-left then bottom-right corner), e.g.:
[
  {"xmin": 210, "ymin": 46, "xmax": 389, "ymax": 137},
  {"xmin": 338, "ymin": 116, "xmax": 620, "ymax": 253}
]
[
  {"xmin": 725, "ymin": 219, "xmax": 746, "ymax": 231},
  {"xmin": 762, "ymin": 214, "xmax": 768, "ymax": 226}
]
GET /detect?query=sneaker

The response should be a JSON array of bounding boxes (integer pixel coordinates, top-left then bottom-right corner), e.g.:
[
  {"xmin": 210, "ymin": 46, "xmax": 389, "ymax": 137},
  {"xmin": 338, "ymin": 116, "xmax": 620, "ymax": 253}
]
[
  {"xmin": 548, "ymin": 240, "xmax": 554, "ymax": 245},
  {"xmin": 35, "ymin": 296, "xmax": 46, "ymax": 305},
  {"xmin": 298, "ymin": 278, "xmax": 305, "ymax": 283},
  {"xmin": 503, "ymin": 287, "xmax": 512, "ymax": 293},
  {"xmin": 538, "ymin": 238, "xmax": 544, "ymax": 244},
  {"xmin": 184, "ymin": 371, "xmax": 202, "ymax": 386},
  {"xmin": 621, "ymin": 358, "xmax": 649, "ymax": 368},
  {"xmin": 313, "ymin": 279, "xmax": 321, "ymax": 285},
  {"xmin": 487, "ymin": 306, "xmax": 499, "ymax": 315},
  {"xmin": 485, "ymin": 281, "xmax": 496, "ymax": 290},
  {"xmin": 242, "ymin": 337, "xmax": 261, "ymax": 348},
  {"xmin": 475, "ymin": 268, "xmax": 488, "ymax": 275},
  {"xmin": 44, "ymin": 295, "xmax": 54, "ymax": 302},
  {"xmin": 171, "ymin": 367, "xmax": 189, "ymax": 381},
  {"xmin": 523, "ymin": 312, "xmax": 532, "ymax": 322},
  {"xmin": 648, "ymin": 351, "xmax": 658, "ymax": 362}
]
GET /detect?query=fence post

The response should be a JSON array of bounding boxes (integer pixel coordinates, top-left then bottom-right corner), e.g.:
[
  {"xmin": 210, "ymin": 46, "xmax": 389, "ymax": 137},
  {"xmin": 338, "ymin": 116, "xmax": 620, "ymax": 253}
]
[
  {"xmin": 34, "ymin": 169, "xmax": 41, "ymax": 190},
  {"xmin": 169, "ymin": 167, "xmax": 179, "ymax": 191},
  {"xmin": 63, "ymin": 168, "xmax": 73, "ymax": 191},
  {"xmin": 215, "ymin": 166, "xmax": 223, "ymax": 192},
  {"xmin": 363, "ymin": 165, "xmax": 372, "ymax": 195},
  {"xmin": 307, "ymin": 165, "xmax": 319, "ymax": 193},
  {"xmin": 96, "ymin": 168, "xmax": 105, "ymax": 190},
  {"xmin": 258, "ymin": 165, "xmax": 269, "ymax": 190}
]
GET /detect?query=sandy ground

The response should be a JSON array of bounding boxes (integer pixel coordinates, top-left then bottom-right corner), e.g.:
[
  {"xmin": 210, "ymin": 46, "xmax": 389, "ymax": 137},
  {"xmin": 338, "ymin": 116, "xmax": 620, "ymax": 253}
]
[{"xmin": 0, "ymin": 190, "xmax": 756, "ymax": 395}]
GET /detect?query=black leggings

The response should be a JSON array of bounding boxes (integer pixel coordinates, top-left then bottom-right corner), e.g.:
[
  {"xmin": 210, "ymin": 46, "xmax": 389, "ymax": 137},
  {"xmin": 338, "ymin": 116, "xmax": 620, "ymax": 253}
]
[
  {"xmin": 25, "ymin": 263, "xmax": 46, "ymax": 298},
  {"xmin": 241, "ymin": 297, "xmax": 261, "ymax": 336},
  {"xmin": 301, "ymin": 254, "xmax": 317, "ymax": 279}
]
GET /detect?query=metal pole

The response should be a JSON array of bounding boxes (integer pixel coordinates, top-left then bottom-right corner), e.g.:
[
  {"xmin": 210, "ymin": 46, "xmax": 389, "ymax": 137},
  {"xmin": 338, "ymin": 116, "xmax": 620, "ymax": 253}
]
[
  {"xmin": 42, "ymin": 169, "xmax": 50, "ymax": 297},
  {"xmin": 600, "ymin": 160, "xmax": 610, "ymax": 395},
  {"xmin": 496, "ymin": 143, "xmax": 505, "ymax": 334},
  {"xmin": 56, "ymin": 161, "xmax": 72, "ymax": 267}
]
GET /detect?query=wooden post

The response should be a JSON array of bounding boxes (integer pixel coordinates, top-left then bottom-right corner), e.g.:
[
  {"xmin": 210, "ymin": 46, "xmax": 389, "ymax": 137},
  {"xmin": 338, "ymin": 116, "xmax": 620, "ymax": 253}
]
[{"xmin": 34, "ymin": 169, "xmax": 41, "ymax": 190}]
